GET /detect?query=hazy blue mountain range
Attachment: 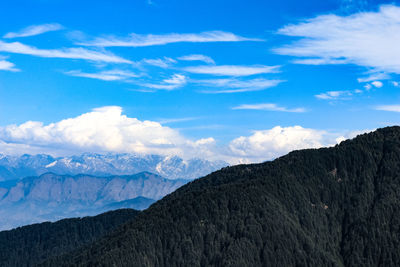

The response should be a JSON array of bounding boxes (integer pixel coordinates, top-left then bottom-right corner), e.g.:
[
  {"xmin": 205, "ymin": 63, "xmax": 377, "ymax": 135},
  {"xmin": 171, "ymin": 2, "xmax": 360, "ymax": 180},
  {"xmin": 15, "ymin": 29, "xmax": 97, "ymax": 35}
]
[
  {"xmin": 0, "ymin": 172, "xmax": 188, "ymax": 230},
  {"xmin": 0, "ymin": 153, "xmax": 227, "ymax": 181}
]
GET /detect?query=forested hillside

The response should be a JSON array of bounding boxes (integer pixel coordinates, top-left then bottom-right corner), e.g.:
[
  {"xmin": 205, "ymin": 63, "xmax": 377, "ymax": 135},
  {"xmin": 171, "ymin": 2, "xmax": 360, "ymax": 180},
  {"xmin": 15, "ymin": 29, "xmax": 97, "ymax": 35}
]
[
  {"xmin": 39, "ymin": 126, "xmax": 400, "ymax": 266},
  {"xmin": 0, "ymin": 209, "xmax": 139, "ymax": 266}
]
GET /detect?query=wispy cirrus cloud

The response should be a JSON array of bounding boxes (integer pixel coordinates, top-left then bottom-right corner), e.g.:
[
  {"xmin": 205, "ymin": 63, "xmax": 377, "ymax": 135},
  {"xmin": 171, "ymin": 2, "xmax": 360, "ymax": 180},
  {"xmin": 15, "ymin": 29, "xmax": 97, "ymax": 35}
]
[
  {"xmin": 375, "ymin": 105, "xmax": 400, "ymax": 112},
  {"xmin": 178, "ymin": 54, "xmax": 215, "ymax": 64},
  {"xmin": 315, "ymin": 90, "xmax": 353, "ymax": 100},
  {"xmin": 158, "ymin": 117, "xmax": 201, "ymax": 124},
  {"xmin": 195, "ymin": 78, "xmax": 283, "ymax": 93},
  {"xmin": 78, "ymin": 31, "xmax": 262, "ymax": 47},
  {"xmin": 184, "ymin": 65, "xmax": 279, "ymax": 76},
  {"xmin": 274, "ymin": 5, "xmax": 400, "ymax": 74},
  {"xmin": 0, "ymin": 59, "xmax": 19, "ymax": 72},
  {"xmin": 141, "ymin": 57, "xmax": 176, "ymax": 68},
  {"xmin": 140, "ymin": 74, "xmax": 187, "ymax": 91},
  {"xmin": 357, "ymin": 72, "xmax": 390, "ymax": 83},
  {"xmin": 0, "ymin": 40, "xmax": 131, "ymax": 63},
  {"xmin": 232, "ymin": 103, "xmax": 306, "ymax": 112},
  {"xmin": 65, "ymin": 69, "xmax": 138, "ymax": 81},
  {"xmin": 4, "ymin": 23, "xmax": 63, "ymax": 38}
]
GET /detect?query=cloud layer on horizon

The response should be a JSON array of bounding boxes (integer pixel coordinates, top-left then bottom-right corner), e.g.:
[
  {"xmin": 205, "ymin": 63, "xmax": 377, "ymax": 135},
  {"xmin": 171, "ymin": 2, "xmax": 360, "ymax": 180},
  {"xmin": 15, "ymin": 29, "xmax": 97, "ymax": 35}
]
[{"xmin": 0, "ymin": 106, "xmax": 368, "ymax": 164}]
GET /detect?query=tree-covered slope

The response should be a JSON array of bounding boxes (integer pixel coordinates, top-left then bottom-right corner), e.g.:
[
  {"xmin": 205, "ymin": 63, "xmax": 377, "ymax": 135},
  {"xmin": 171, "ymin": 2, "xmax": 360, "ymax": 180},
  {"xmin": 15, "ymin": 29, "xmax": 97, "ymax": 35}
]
[
  {"xmin": 34, "ymin": 127, "xmax": 400, "ymax": 266},
  {"xmin": 0, "ymin": 209, "xmax": 139, "ymax": 267}
]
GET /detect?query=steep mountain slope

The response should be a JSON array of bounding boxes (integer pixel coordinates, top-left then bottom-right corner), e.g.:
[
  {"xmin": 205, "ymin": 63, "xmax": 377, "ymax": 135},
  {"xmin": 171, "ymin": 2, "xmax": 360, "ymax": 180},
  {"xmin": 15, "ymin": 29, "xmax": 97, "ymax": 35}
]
[
  {"xmin": 42, "ymin": 126, "xmax": 400, "ymax": 266},
  {"xmin": 0, "ymin": 153, "xmax": 227, "ymax": 180},
  {"xmin": 0, "ymin": 172, "xmax": 187, "ymax": 230},
  {"xmin": 0, "ymin": 209, "xmax": 139, "ymax": 267}
]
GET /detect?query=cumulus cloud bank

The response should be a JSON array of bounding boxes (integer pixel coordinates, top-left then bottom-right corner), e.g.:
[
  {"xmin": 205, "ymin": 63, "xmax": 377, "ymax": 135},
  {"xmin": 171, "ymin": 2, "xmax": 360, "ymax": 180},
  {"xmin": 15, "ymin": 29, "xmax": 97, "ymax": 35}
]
[
  {"xmin": 0, "ymin": 107, "xmax": 369, "ymax": 163},
  {"xmin": 0, "ymin": 106, "xmax": 210, "ymax": 157},
  {"xmin": 228, "ymin": 126, "xmax": 330, "ymax": 162}
]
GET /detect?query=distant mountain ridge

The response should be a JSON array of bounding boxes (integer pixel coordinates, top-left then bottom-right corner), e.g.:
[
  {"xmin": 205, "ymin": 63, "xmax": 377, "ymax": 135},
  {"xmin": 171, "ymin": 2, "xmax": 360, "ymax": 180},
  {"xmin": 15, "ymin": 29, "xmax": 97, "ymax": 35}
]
[
  {"xmin": 0, "ymin": 153, "xmax": 227, "ymax": 181},
  {"xmin": 0, "ymin": 172, "xmax": 187, "ymax": 230}
]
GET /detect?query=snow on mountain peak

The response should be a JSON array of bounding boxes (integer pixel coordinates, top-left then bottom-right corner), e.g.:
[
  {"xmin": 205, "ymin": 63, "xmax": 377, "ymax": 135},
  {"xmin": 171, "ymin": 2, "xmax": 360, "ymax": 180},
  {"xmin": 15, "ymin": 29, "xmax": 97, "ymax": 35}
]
[{"xmin": 0, "ymin": 153, "xmax": 228, "ymax": 181}]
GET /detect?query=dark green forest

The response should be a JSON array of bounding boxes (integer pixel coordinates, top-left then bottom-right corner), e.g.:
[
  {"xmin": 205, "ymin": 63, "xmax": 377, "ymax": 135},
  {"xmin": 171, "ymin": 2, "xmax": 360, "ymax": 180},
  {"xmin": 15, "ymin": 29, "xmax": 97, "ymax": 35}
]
[
  {"xmin": 0, "ymin": 209, "xmax": 139, "ymax": 266},
  {"xmin": 3, "ymin": 126, "xmax": 400, "ymax": 266}
]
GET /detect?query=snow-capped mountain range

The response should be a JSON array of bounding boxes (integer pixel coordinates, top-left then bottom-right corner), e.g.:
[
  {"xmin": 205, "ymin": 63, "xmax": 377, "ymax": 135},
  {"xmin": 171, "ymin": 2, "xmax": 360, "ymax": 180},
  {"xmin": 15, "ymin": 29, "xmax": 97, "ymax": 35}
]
[
  {"xmin": 0, "ymin": 172, "xmax": 188, "ymax": 230},
  {"xmin": 0, "ymin": 153, "xmax": 228, "ymax": 181}
]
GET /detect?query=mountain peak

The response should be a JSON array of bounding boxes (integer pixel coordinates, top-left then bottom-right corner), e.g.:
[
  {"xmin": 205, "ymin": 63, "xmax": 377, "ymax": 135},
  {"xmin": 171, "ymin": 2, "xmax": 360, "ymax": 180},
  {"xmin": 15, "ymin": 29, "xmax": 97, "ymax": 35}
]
[{"xmin": 0, "ymin": 153, "xmax": 228, "ymax": 181}]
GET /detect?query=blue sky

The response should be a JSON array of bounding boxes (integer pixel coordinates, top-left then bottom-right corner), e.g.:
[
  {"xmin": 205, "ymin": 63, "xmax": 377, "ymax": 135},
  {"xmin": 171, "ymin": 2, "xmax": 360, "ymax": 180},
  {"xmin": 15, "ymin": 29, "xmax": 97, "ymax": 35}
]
[{"xmin": 0, "ymin": 0, "xmax": 399, "ymax": 163}]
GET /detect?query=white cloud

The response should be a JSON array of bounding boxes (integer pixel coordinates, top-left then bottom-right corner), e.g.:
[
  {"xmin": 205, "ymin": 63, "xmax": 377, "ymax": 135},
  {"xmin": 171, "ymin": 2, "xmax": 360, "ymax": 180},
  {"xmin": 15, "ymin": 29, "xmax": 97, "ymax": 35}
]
[
  {"xmin": 4, "ymin": 23, "xmax": 63, "ymax": 38},
  {"xmin": 364, "ymin": 84, "xmax": 372, "ymax": 90},
  {"xmin": 292, "ymin": 58, "xmax": 348, "ymax": 65},
  {"xmin": 141, "ymin": 57, "xmax": 176, "ymax": 68},
  {"xmin": 228, "ymin": 126, "xmax": 332, "ymax": 163},
  {"xmin": 178, "ymin": 54, "xmax": 215, "ymax": 64},
  {"xmin": 315, "ymin": 90, "xmax": 352, "ymax": 100},
  {"xmin": 196, "ymin": 78, "xmax": 283, "ymax": 93},
  {"xmin": 158, "ymin": 117, "xmax": 200, "ymax": 124},
  {"xmin": 0, "ymin": 108, "xmax": 372, "ymax": 164},
  {"xmin": 274, "ymin": 5, "xmax": 400, "ymax": 74},
  {"xmin": 65, "ymin": 70, "xmax": 138, "ymax": 81},
  {"xmin": 227, "ymin": 126, "xmax": 372, "ymax": 163},
  {"xmin": 334, "ymin": 128, "xmax": 374, "ymax": 144},
  {"xmin": 0, "ymin": 59, "xmax": 19, "ymax": 72},
  {"xmin": 0, "ymin": 106, "xmax": 216, "ymax": 159},
  {"xmin": 140, "ymin": 74, "xmax": 187, "ymax": 90},
  {"xmin": 184, "ymin": 65, "xmax": 279, "ymax": 76},
  {"xmin": 392, "ymin": 81, "xmax": 399, "ymax": 87},
  {"xmin": 375, "ymin": 105, "xmax": 400, "ymax": 112},
  {"xmin": 232, "ymin": 103, "xmax": 306, "ymax": 113},
  {"xmin": 78, "ymin": 31, "xmax": 261, "ymax": 47},
  {"xmin": 357, "ymin": 72, "xmax": 390, "ymax": 83},
  {"xmin": 0, "ymin": 40, "xmax": 131, "ymax": 64},
  {"xmin": 371, "ymin": 81, "xmax": 383, "ymax": 88}
]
